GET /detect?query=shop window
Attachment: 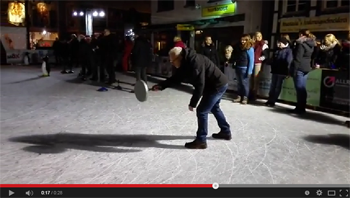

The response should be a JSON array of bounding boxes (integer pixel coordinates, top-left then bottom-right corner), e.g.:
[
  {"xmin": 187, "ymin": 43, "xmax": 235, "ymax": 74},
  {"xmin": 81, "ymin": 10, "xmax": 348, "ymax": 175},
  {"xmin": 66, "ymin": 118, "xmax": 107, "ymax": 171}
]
[
  {"xmin": 324, "ymin": 0, "xmax": 349, "ymax": 8},
  {"xmin": 185, "ymin": 0, "xmax": 196, "ymax": 7},
  {"xmin": 157, "ymin": 0, "xmax": 174, "ymax": 12},
  {"xmin": 284, "ymin": 0, "xmax": 307, "ymax": 13}
]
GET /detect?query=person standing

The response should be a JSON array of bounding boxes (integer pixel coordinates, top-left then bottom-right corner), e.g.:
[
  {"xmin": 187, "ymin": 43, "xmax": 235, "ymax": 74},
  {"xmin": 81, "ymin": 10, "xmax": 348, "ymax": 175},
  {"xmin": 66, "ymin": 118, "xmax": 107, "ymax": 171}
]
[
  {"xmin": 201, "ymin": 36, "xmax": 220, "ymax": 67},
  {"xmin": 265, "ymin": 37, "xmax": 293, "ymax": 107},
  {"xmin": 232, "ymin": 34, "xmax": 255, "ymax": 104},
  {"xmin": 90, "ymin": 33, "xmax": 102, "ymax": 81},
  {"xmin": 64, "ymin": 34, "xmax": 79, "ymax": 74},
  {"xmin": 289, "ymin": 29, "xmax": 315, "ymax": 114},
  {"xmin": 122, "ymin": 36, "xmax": 133, "ymax": 72},
  {"xmin": 99, "ymin": 29, "xmax": 117, "ymax": 84},
  {"xmin": 152, "ymin": 47, "xmax": 231, "ymax": 149},
  {"xmin": 314, "ymin": 34, "xmax": 341, "ymax": 69},
  {"xmin": 52, "ymin": 37, "xmax": 61, "ymax": 67},
  {"xmin": 131, "ymin": 31, "xmax": 152, "ymax": 85},
  {"xmin": 251, "ymin": 32, "xmax": 269, "ymax": 100}
]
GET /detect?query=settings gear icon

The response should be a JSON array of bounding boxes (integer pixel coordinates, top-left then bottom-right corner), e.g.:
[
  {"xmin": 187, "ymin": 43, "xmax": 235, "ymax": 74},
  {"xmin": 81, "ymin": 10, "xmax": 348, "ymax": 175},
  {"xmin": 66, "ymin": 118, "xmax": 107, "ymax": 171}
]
[{"xmin": 316, "ymin": 190, "xmax": 323, "ymax": 196}]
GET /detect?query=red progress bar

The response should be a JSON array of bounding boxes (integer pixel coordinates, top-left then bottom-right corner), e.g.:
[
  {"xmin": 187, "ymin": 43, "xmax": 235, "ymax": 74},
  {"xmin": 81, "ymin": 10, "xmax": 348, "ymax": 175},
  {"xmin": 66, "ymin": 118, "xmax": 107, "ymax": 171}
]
[{"xmin": 0, "ymin": 184, "xmax": 212, "ymax": 188}]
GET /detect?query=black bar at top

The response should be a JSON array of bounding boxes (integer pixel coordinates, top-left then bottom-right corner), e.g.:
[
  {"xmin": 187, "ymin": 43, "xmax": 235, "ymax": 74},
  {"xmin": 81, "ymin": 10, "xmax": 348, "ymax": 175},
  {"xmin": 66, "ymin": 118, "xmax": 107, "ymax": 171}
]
[{"xmin": 1, "ymin": 187, "xmax": 349, "ymax": 197}]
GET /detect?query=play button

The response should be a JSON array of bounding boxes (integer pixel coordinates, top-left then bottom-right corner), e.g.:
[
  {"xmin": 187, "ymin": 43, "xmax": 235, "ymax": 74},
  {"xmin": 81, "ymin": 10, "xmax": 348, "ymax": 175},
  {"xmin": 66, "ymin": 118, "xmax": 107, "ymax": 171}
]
[{"xmin": 9, "ymin": 190, "xmax": 14, "ymax": 196}]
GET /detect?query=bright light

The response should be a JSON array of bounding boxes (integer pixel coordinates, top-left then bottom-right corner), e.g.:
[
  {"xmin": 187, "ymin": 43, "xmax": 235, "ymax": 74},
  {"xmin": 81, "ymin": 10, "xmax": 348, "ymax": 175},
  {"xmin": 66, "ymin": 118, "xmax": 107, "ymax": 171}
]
[
  {"xmin": 42, "ymin": 30, "xmax": 47, "ymax": 35},
  {"xmin": 79, "ymin": 11, "xmax": 84, "ymax": 16},
  {"xmin": 92, "ymin": 11, "xmax": 98, "ymax": 17},
  {"xmin": 73, "ymin": 11, "xmax": 77, "ymax": 16},
  {"xmin": 99, "ymin": 11, "xmax": 105, "ymax": 17}
]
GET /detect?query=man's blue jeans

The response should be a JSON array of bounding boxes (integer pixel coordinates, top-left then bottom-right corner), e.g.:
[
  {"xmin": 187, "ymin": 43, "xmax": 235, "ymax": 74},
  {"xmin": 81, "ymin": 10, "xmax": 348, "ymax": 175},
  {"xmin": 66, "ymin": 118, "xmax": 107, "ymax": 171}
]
[
  {"xmin": 196, "ymin": 84, "xmax": 231, "ymax": 142},
  {"xmin": 268, "ymin": 74, "xmax": 286, "ymax": 104},
  {"xmin": 293, "ymin": 70, "xmax": 308, "ymax": 111},
  {"xmin": 235, "ymin": 67, "xmax": 250, "ymax": 98}
]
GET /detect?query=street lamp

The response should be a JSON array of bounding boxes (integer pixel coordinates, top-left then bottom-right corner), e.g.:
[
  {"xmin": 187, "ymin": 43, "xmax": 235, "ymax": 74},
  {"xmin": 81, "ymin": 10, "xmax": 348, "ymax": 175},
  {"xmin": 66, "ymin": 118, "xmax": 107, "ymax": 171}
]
[{"xmin": 72, "ymin": 9, "xmax": 105, "ymax": 37}]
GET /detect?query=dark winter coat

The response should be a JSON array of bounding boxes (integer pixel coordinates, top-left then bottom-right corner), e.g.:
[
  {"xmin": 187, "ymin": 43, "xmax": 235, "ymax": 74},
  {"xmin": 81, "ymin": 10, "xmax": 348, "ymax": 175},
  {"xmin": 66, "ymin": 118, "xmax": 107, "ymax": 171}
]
[
  {"xmin": 159, "ymin": 48, "xmax": 228, "ymax": 108},
  {"xmin": 314, "ymin": 42, "xmax": 341, "ymax": 69},
  {"xmin": 271, "ymin": 46, "xmax": 293, "ymax": 75},
  {"xmin": 130, "ymin": 36, "xmax": 153, "ymax": 68},
  {"xmin": 336, "ymin": 40, "xmax": 350, "ymax": 69},
  {"xmin": 291, "ymin": 37, "xmax": 315, "ymax": 74},
  {"xmin": 201, "ymin": 44, "xmax": 220, "ymax": 66}
]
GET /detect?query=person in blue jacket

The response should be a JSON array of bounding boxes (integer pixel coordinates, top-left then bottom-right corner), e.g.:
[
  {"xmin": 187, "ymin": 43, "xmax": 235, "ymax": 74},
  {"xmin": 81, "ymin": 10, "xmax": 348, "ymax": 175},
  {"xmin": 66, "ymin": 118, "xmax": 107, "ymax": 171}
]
[
  {"xmin": 266, "ymin": 37, "xmax": 293, "ymax": 107},
  {"xmin": 233, "ymin": 34, "xmax": 254, "ymax": 104}
]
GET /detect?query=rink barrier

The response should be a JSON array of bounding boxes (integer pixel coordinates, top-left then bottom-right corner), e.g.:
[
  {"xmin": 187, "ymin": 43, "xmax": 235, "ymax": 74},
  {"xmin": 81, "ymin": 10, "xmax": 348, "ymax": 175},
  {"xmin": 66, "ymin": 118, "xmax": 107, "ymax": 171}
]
[
  {"xmin": 6, "ymin": 49, "xmax": 54, "ymax": 65},
  {"xmin": 147, "ymin": 62, "xmax": 349, "ymax": 117}
]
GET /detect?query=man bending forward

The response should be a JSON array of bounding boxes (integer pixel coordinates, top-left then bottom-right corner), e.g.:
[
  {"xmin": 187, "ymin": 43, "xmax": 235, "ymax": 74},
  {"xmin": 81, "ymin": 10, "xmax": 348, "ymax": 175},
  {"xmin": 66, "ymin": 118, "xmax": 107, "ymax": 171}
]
[{"xmin": 152, "ymin": 47, "xmax": 231, "ymax": 149}]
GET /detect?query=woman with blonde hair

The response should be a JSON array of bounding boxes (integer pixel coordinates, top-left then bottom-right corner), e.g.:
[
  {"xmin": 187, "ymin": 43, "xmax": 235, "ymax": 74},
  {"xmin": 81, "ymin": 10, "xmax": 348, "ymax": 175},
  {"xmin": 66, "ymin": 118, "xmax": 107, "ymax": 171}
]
[
  {"xmin": 314, "ymin": 33, "xmax": 341, "ymax": 69},
  {"xmin": 232, "ymin": 34, "xmax": 255, "ymax": 104},
  {"xmin": 251, "ymin": 31, "xmax": 269, "ymax": 100}
]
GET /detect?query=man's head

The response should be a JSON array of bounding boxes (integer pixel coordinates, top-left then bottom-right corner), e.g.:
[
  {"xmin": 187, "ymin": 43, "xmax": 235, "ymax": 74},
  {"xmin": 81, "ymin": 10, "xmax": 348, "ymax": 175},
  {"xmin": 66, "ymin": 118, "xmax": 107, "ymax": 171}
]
[
  {"xmin": 277, "ymin": 37, "xmax": 289, "ymax": 49},
  {"xmin": 104, "ymin": 29, "xmax": 110, "ymax": 36},
  {"xmin": 169, "ymin": 47, "xmax": 183, "ymax": 68},
  {"xmin": 204, "ymin": 36, "xmax": 212, "ymax": 46}
]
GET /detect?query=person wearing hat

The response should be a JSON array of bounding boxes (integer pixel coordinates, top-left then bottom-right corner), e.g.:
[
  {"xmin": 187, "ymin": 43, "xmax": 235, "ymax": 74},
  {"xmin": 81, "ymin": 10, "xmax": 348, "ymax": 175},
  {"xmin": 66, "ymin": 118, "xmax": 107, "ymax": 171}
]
[{"xmin": 265, "ymin": 37, "xmax": 293, "ymax": 107}]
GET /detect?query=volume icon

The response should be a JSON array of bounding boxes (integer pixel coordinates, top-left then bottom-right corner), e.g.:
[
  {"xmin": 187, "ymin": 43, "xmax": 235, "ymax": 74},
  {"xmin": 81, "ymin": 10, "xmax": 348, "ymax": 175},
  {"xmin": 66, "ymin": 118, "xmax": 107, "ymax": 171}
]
[{"xmin": 26, "ymin": 190, "xmax": 34, "ymax": 196}]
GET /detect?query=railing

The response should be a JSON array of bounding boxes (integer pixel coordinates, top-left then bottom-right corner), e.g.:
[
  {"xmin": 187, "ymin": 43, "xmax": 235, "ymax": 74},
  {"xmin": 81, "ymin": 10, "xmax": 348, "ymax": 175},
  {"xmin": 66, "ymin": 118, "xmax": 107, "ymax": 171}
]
[{"xmin": 146, "ymin": 56, "xmax": 349, "ymax": 115}]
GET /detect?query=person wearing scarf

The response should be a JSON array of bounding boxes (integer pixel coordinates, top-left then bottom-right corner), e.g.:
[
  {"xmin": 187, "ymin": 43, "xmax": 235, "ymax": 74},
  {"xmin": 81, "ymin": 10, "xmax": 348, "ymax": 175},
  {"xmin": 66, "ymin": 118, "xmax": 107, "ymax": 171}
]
[
  {"xmin": 251, "ymin": 32, "xmax": 269, "ymax": 100},
  {"xmin": 314, "ymin": 34, "xmax": 341, "ymax": 69}
]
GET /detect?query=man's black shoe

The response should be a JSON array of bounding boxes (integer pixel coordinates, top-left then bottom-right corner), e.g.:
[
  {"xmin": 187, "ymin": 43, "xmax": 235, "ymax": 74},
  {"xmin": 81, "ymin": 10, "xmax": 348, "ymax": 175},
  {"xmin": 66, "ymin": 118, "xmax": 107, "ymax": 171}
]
[
  {"xmin": 212, "ymin": 132, "xmax": 232, "ymax": 140},
  {"xmin": 288, "ymin": 109, "xmax": 306, "ymax": 115},
  {"xmin": 265, "ymin": 102, "xmax": 275, "ymax": 107},
  {"xmin": 184, "ymin": 140, "xmax": 207, "ymax": 149},
  {"xmin": 61, "ymin": 70, "xmax": 68, "ymax": 74},
  {"xmin": 68, "ymin": 70, "xmax": 74, "ymax": 74}
]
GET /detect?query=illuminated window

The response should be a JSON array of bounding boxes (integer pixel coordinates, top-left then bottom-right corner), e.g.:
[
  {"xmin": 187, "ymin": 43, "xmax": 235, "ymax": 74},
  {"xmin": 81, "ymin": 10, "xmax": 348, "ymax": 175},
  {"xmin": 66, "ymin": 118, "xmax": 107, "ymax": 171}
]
[{"xmin": 8, "ymin": 2, "xmax": 25, "ymax": 25}]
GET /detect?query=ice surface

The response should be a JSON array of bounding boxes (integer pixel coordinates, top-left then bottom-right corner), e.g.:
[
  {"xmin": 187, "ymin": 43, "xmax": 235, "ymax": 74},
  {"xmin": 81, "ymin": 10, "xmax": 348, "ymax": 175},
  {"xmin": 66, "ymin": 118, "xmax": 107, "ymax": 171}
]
[{"xmin": 0, "ymin": 66, "xmax": 349, "ymax": 184}]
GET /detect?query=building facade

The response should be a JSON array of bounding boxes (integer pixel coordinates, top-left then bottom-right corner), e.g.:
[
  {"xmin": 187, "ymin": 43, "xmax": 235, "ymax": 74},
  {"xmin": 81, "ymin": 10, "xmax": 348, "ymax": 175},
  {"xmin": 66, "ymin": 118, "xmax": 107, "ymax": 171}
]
[
  {"xmin": 151, "ymin": 0, "xmax": 268, "ymax": 53},
  {"xmin": 60, "ymin": 1, "xmax": 150, "ymax": 38},
  {"xmin": 271, "ymin": 0, "xmax": 349, "ymax": 50}
]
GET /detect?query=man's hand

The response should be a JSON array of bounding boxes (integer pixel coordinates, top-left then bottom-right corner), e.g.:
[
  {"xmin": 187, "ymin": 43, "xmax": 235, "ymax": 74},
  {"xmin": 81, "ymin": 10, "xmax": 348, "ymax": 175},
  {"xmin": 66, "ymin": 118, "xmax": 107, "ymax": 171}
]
[
  {"xmin": 151, "ymin": 85, "xmax": 162, "ymax": 91},
  {"xmin": 188, "ymin": 106, "xmax": 194, "ymax": 112}
]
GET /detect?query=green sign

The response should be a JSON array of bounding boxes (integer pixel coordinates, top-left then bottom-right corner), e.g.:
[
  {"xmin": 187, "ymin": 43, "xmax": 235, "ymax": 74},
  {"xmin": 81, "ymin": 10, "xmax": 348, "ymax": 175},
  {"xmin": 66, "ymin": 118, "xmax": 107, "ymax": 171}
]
[{"xmin": 279, "ymin": 69, "xmax": 322, "ymax": 107}]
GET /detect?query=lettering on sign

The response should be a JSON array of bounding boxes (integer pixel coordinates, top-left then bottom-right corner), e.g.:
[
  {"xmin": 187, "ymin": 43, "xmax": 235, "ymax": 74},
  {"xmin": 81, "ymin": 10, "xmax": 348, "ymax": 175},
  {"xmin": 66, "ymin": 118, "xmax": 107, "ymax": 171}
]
[
  {"xmin": 280, "ymin": 14, "xmax": 350, "ymax": 32},
  {"xmin": 207, "ymin": 6, "xmax": 228, "ymax": 12}
]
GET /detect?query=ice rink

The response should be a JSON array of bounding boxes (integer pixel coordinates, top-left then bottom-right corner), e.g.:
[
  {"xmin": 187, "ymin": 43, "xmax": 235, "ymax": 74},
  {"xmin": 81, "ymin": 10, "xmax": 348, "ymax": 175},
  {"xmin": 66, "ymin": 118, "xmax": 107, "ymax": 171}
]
[{"xmin": 1, "ymin": 66, "xmax": 349, "ymax": 184}]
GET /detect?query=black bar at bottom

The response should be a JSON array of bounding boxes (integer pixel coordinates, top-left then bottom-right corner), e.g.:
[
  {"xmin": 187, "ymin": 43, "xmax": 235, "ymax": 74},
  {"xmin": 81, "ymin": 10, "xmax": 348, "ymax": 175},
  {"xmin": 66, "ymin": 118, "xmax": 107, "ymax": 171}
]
[{"xmin": 1, "ymin": 187, "xmax": 349, "ymax": 197}]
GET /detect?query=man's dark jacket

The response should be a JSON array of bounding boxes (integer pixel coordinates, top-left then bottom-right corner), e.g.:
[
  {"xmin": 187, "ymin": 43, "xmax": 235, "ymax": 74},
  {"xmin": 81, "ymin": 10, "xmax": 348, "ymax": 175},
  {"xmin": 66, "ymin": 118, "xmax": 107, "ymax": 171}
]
[
  {"xmin": 99, "ymin": 34, "xmax": 117, "ymax": 57},
  {"xmin": 69, "ymin": 38, "xmax": 79, "ymax": 57},
  {"xmin": 159, "ymin": 48, "xmax": 228, "ymax": 108},
  {"xmin": 131, "ymin": 36, "xmax": 153, "ymax": 68},
  {"xmin": 271, "ymin": 46, "xmax": 293, "ymax": 75},
  {"xmin": 201, "ymin": 44, "xmax": 220, "ymax": 67}
]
